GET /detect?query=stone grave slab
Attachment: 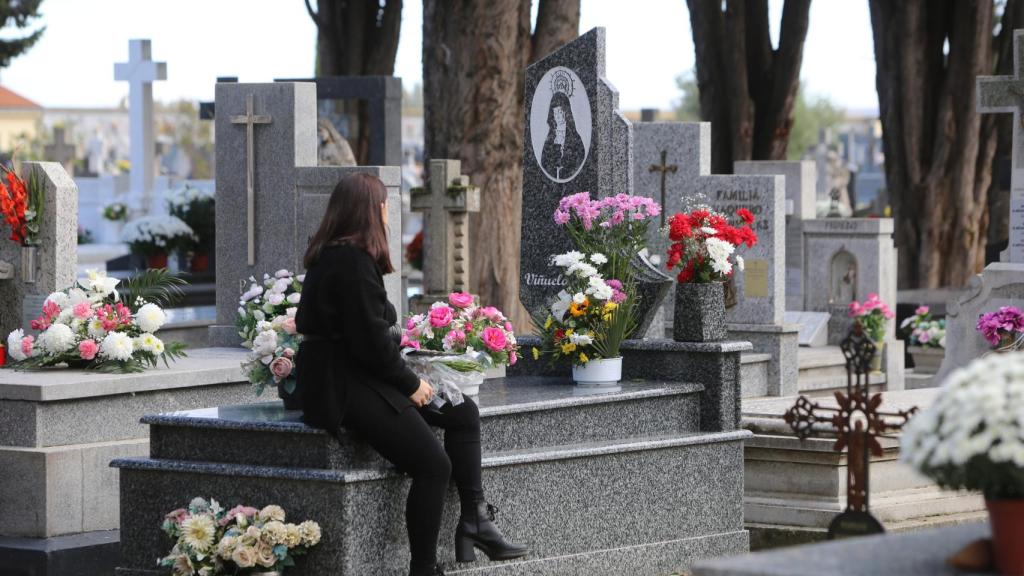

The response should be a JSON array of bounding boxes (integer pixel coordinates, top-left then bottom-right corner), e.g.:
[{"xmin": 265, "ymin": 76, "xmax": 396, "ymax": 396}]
[{"xmin": 784, "ymin": 311, "xmax": 830, "ymax": 347}]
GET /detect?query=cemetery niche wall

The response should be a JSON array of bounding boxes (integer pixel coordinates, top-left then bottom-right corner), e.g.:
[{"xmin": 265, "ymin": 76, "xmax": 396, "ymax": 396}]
[{"xmin": 114, "ymin": 30, "xmax": 754, "ymax": 575}]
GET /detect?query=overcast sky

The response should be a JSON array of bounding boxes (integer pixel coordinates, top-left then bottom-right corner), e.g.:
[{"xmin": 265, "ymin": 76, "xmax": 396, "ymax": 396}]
[{"xmin": 1, "ymin": 0, "xmax": 879, "ymax": 113}]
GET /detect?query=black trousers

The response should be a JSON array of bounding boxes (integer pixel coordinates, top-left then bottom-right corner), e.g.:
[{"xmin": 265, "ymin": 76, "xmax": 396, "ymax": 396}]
[{"xmin": 342, "ymin": 383, "xmax": 484, "ymax": 570}]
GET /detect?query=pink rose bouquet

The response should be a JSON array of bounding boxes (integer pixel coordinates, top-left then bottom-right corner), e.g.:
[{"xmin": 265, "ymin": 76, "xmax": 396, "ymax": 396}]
[
  {"xmin": 847, "ymin": 293, "xmax": 895, "ymax": 342},
  {"xmin": 4, "ymin": 269, "xmax": 186, "ymax": 372},
  {"xmin": 237, "ymin": 270, "xmax": 304, "ymax": 397},
  {"xmin": 402, "ymin": 293, "xmax": 519, "ymax": 368}
]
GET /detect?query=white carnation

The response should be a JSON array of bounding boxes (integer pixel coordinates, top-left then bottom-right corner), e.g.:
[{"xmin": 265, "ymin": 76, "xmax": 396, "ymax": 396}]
[
  {"xmin": 41, "ymin": 323, "xmax": 76, "ymax": 354},
  {"xmin": 136, "ymin": 303, "xmax": 167, "ymax": 333},
  {"xmin": 100, "ymin": 331, "xmax": 135, "ymax": 361},
  {"xmin": 6, "ymin": 329, "xmax": 26, "ymax": 361}
]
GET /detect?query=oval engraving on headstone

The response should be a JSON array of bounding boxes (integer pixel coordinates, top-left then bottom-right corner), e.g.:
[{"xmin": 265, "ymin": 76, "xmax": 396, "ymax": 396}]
[{"xmin": 529, "ymin": 66, "xmax": 592, "ymax": 184}]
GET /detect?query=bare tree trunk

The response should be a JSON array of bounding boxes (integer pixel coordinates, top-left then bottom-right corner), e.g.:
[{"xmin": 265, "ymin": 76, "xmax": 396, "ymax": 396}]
[
  {"xmin": 306, "ymin": 0, "xmax": 402, "ymax": 162},
  {"xmin": 869, "ymin": 0, "xmax": 1020, "ymax": 289},
  {"xmin": 686, "ymin": 0, "xmax": 811, "ymax": 174},
  {"xmin": 423, "ymin": 0, "xmax": 579, "ymax": 328}
]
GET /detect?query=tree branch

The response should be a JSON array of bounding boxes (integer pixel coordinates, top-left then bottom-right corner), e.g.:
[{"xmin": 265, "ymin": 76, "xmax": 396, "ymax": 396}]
[{"xmin": 304, "ymin": 0, "xmax": 321, "ymax": 28}]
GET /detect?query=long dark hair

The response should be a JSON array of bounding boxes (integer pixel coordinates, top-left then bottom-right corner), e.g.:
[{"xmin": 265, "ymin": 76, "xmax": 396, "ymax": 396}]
[{"xmin": 303, "ymin": 172, "xmax": 394, "ymax": 273}]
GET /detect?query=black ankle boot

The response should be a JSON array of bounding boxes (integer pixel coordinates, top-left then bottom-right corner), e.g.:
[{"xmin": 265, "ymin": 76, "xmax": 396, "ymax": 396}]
[
  {"xmin": 455, "ymin": 502, "xmax": 529, "ymax": 563},
  {"xmin": 409, "ymin": 563, "xmax": 445, "ymax": 576}
]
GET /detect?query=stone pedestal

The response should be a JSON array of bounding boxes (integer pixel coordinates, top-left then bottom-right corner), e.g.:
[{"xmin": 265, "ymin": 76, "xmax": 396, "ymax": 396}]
[
  {"xmin": 0, "ymin": 348, "xmax": 260, "ymax": 575},
  {"xmin": 115, "ymin": 340, "xmax": 753, "ymax": 575}
]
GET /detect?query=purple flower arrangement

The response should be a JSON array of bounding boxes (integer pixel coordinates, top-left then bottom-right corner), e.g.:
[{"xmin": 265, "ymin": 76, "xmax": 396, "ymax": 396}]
[{"xmin": 976, "ymin": 306, "xmax": 1024, "ymax": 348}]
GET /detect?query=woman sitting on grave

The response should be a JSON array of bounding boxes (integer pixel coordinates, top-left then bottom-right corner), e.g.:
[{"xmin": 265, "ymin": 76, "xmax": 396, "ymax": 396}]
[{"xmin": 295, "ymin": 173, "xmax": 528, "ymax": 576}]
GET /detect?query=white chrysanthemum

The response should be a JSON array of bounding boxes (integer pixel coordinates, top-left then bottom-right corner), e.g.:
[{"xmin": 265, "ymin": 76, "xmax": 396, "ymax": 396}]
[
  {"xmin": 136, "ymin": 303, "xmax": 167, "ymax": 333},
  {"xmin": 45, "ymin": 291, "xmax": 70, "ymax": 309},
  {"xmin": 41, "ymin": 323, "xmax": 76, "ymax": 354},
  {"xmin": 590, "ymin": 253, "xmax": 608, "ymax": 265},
  {"xmin": 736, "ymin": 255, "xmax": 745, "ymax": 272},
  {"xmin": 78, "ymin": 269, "xmax": 120, "ymax": 297},
  {"xmin": 181, "ymin": 515, "xmax": 217, "ymax": 553},
  {"xmin": 705, "ymin": 237, "xmax": 735, "ymax": 262},
  {"xmin": 572, "ymin": 292, "xmax": 587, "ymax": 304},
  {"xmin": 252, "ymin": 330, "xmax": 278, "ymax": 357},
  {"xmin": 569, "ymin": 332, "xmax": 593, "ymax": 346},
  {"xmin": 551, "ymin": 251, "xmax": 585, "ymax": 268},
  {"xmin": 585, "ymin": 276, "xmax": 613, "ymax": 301},
  {"xmin": 136, "ymin": 333, "xmax": 164, "ymax": 354},
  {"xmin": 87, "ymin": 319, "xmax": 106, "ymax": 340},
  {"xmin": 567, "ymin": 261, "xmax": 598, "ymax": 279},
  {"xmin": 7, "ymin": 329, "xmax": 26, "ymax": 361},
  {"xmin": 67, "ymin": 288, "xmax": 90, "ymax": 306},
  {"xmin": 100, "ymin": 332, "xmax": 134, "ymax": 361}
]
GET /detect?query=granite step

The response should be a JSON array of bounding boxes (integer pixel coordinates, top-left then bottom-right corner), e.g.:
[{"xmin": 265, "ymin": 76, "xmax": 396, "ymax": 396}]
[
  {"xmin": 147, "ymin": 378, "xmax": 706, "ymax": 471},
  {"xmin": 796, "ymin": 345, "xmax": 886, "ymax": 394}
]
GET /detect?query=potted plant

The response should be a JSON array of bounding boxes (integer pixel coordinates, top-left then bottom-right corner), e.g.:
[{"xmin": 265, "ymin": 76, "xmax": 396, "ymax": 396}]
[
  {"xmin": 977, "ymin": 306, "xmax": 1024, "ymax": 353},
  {"xmin": 0, "ymin": 162, "xmax": 46, "ymax": 283},
  {"xmin": 847, "ymin": 294, "xmax": 895, "ymax": 373},
  {"xmin": 121, "ymin": 215, "xmax": 196, "ymax": 269},
  {"xmin": 165, "ymin": 185, "xmax": 215, "ymax": 272},
  {"xmin": 902, "ymin": 352, "xmax": 1024, "ymax": 576},
  {"xmin": 901, "ymin": 305, "xmax": 946, "ymax": 374},
  {"xmin": 102, "ymin": 201, "xmax": 128, "ymax": 222},
  {"xmin": 532, "ymin": 251, "xmax": 636, "ymax": 388},
  {"xmin": 159, "ymin": 497, "xmax": 321, "ymax": 575},
  {"xmin": 664, "ymin": 207, "xmax": 757, "ymax": 342},
  {"xmin": 237, "ymin": 270, "xmax": 304, "ymax": 409},
  {"xmin": 401, "ymin": 292, "xmax": 519, "ymax": 398}
]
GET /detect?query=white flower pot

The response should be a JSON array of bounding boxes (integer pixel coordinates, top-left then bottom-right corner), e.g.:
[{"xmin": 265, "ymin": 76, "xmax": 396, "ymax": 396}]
[
  {"xmin": 456, "ymin": 371, "xmax": 485, "ymax": 397},
  {"xmin": 572, "ymin": 357, "xmax": 622, "ymax": 390}
]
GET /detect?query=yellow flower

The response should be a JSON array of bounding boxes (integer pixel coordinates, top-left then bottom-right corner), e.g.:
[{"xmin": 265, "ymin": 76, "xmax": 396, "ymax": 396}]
[
  {"xmin": 579, "ymin": 353, "xmax": 589, "ymax": 363},
  {"xmin": 544, "ymin": 316, "xmax": 553, "ymax": 329},
  {"xmin": 561, "ymin": 342, "xmax": 577, "ymax": 354},
  {"xmin": 532, "ymin": 347, "xmax": 540, "ymax": 360},
  {"xmin": 604, "ymin": 302, "xmax": 618, "ymax": 312},
  {"xmin": 569, "ymin": 298, "xmax": 590, "ymax": 317}
]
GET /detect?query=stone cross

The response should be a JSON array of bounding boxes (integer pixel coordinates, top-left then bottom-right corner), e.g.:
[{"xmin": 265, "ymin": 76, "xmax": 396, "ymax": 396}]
[
  {"xmin": 648, "ymin": 150, "xmax": 678, "ymax": 228},
  {"xmin": 784, "ymin": 330, "xmax": 918, "ymax": 538},
  {"xmin": 411, "ymin": 159, "xmax": 480, "ymax": 296},
  {"xmin": 230, "ymin": 94, "xmax": 273, "ymax": 266},
  {"xmin": 0, "ymin": 162, "xmax": 78, "ymax": 340},
  {"xmin": 978, "ymin": 29, "xmax": 1024, "ymax": 263},
  {"xmin": 208, "ymin": 82, "xmax": 403, "ymax": 347},
  {"xmin": 43, "ymin": 127, "xmax": 75, "ymax": 175},
  {"xmin": 114, "ymin": 39, "xmax": 166, "ymax": 215}
]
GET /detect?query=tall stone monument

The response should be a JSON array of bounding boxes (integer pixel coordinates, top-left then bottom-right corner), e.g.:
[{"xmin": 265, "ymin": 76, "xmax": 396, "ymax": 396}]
[{"xmin": 114, "ymin": 39, "xmax": 167, "ymax": 215}]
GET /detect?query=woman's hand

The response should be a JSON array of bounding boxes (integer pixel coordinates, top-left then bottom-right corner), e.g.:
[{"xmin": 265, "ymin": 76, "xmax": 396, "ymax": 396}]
[{"xmin": 410, "ymin": 379, "xmax": 434, "ymax": 407}]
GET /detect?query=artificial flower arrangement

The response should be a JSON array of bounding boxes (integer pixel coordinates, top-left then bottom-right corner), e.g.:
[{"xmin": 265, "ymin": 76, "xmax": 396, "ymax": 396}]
[
  {"xmin": 847, "ymin": 293, "xmax": 896, "ymax": 342},
  {"xmin": 531, "ymin": 251, "xmax": 635, "ymax": 366},
  {"xmin": 665, "ymin": 207, "xmax": 757, "ymax": 284},
  {"xmin": 237, "ymin": 270, "xmax": 304, "ymax": 397},
  {"xmin": 102, "ymin": 201, "xmax": 129, "ymax": 222},
  {"xmin": 0, "ymin": 162, "xmax": 45, "ymax": 246},
  {"xmin": 4, "ymin": 269, "xmax": 188, "ymax": 373},
  {"xmin": 977, "ymin": 306, "xmax": 1024, "ymax": 352},
  {"xmin": 405, "ymin": 230, "xmax": 424, "ymax": 271},
  {"xmin": 121, "ymin": 215, "xmax": 197, "ymax": 259},
  {"xmin": 165, "ymin": 185, "xmax": 216, "ymax": 255},
  {"xmin": 159, "ymin": 497, "xmax": 322, "ymax": 576},
  {"xmin": 901, "ymin": 305, "xmax": 946, "ymax": 349},
  {"xmin": 401, "ymin": 292, "xmax": 518, "ymax": 400}
]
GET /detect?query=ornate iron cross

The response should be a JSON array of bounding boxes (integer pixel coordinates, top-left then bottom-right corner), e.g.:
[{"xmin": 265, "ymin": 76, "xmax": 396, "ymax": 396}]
[
  {"xmin": 783, "ymin": 327, "xmax": 918, "ymax": 539},
  {"xmin": 649, "ymin": 150, "xmax": 678, "ymax": 227},
  {"xmin": 230, "ymin": 94, "xmax": 273, "ymax": 266}
]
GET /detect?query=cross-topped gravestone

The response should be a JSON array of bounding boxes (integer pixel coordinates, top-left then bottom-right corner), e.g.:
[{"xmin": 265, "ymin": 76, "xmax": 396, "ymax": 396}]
[
  {"xmin": 43, "ymin": 127, "xmax": 75, "ymax": 175},
  {"xmin": 978, "ymin": 29, "xmax": 1024, "ymax": 263},
  {"xmin": 0, "ymin": 162, "xmax": 78, "ymax": 340},
  {"xmin": 114, "ymin": 39, "xmax": 166, "ymax": 215},
  {"xmin": 649, "ymin": 150, "xmax": 678, "ymax": 229},
  {"xmin": 520, "ymin": 28, "xmax": 669, "ymax": 335},
  {"xmin": 412, "ymin": 159, "xmax": 479, "ymax": 297},
  {"xmin": 208, "ymin": 82, "xmax": 403, "ymax": 347}
]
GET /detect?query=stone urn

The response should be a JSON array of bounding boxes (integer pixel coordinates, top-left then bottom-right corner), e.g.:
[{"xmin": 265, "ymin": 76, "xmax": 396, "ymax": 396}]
[
  {"xmin": 908, "ymin": 346, "xmax": 945, "ymax": 374},
  {"xmin": 673, "ymin": 282, "xmax": 727, "ymax": 342},
  {"xmin": 987, "ymin": 498, "xmax": 1024, "ymax": 575}
]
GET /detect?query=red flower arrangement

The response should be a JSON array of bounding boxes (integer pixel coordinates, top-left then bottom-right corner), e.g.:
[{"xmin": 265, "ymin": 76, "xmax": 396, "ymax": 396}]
[
  {"xmin": 406, "ymin": 230, "xmax": 424, "ymax": 271},
  {"xmin": 0, "ymin": 163, "xmax": 44, "ymax": 246},
  {"xmin": 665, "ymin": 207, "xmax": 757, "ymax": 284}
]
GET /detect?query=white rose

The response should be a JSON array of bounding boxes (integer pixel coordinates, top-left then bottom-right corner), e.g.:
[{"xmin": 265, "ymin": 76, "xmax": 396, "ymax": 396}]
[
  {"xmin": 267, "ymin": 293, "xmax": 285, "ymax": 306},
  {"xmin": 286, "ymin": 293, "xmax": 301, "ymax": 305},
  {"xmin": 100, "ymin": 331, "xmax": 134, "ymax": 361},
  {"xmin": 274, "ymin": 269, "xmax": 292, "ymax": 279},
  {"xmin": 252, "ymin": 330, "xmax": 278, "ymax": 357},
  {"xmin": 136, "ymin": 303, "xmax": 167, "ymax": 333},
  {"xmin": 41, "ymin": 323, "xmax": 76, "ymax": 354}
]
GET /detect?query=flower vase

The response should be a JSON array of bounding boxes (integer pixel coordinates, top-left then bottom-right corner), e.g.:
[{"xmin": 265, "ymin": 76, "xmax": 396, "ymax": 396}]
[
  {"xmin": 673, "ymin": 282, "xmax": 727, "ymax": 342},
  {"xmin": 908, "ymin": 346, "xmax": 944, "ymax": 374},
  {"xmin": 0, "ymin": 344, "xmax": 6, "ymax": 367},
  {"xmin": 987, "ymin": 498, "xmax": 1024, "ymax": 576},
  {"xmin": 146, "ymin": 252, "xmax": 169, "ymax": 270},
  {"xmin": 190, "ymin": 252, "xmax": 210, "ymax": 273},
  {"xmin": 572, "ymin": 357, "xmax": 622, "ymax": 390},
  {"xmin": 457, "ymin": 371, "xmax": 485, "ymax": 397},
  {"xmin": 21, "ymin": 245, "xmax": 37, "ymax": 284},
  {"xmin": 870, "ymin": 340, "xmax": 885, "ymax": 374}
]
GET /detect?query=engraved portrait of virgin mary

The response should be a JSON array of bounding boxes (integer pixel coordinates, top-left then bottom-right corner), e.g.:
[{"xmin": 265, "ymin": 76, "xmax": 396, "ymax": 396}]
[{"xmin": 530, "ymin": 67, "xmax": 592, "ymax": 183}]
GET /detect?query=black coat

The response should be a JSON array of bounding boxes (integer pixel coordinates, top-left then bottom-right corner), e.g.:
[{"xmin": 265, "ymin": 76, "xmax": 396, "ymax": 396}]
[{"xmin": 295, "ymin": 243, "xmax": 418, "ymax": 434}]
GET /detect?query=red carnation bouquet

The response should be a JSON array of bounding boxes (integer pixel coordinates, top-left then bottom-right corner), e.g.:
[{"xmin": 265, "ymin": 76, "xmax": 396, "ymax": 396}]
[
  {"xmin": 666, "ymin": 207, "xmax": 757, "ymax": 284},
  {"xmin": 0, "ymin": 162, "xmax": 45, "ymax": 246}
]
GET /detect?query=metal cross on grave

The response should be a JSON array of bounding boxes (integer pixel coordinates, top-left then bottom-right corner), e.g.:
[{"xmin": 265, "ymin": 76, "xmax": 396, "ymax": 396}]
[
  {"xmin": 978, "ymin": 29, "xmax": 1024, "ymax": 263},
  {"xmin": 411, "ymin": 159, "xmax": 480, "ymax": 296},
  {"xmin": 783, "ymin": 326, "xmax": 919, "ymax": 539},
  {"xmin": 44, "ymin": 127, "xmax": 75, "ymax": 175},
  {"xmin": 230, "ymin": 94, "xmax": 273, "ymax": 266},
  {"xmin": 649, "ymin": 150, "xmax": 678, "ymax": 228}
]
